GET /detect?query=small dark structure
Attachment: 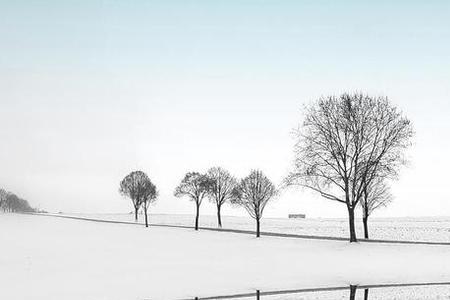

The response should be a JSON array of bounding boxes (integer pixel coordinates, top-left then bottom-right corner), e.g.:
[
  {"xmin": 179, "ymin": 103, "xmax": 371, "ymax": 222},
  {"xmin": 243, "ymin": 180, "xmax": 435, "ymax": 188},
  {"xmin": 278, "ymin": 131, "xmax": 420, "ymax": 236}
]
[{"xmin": 288, "ymin": 214, "xmax": 306, "ymax": 219}]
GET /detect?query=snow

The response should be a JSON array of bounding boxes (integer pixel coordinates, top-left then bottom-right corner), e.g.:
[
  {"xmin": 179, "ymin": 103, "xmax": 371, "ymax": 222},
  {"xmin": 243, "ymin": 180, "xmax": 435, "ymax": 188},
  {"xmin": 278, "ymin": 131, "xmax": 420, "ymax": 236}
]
[
  {"xmin": 1, "ymin": 214, "xmax": 450, "ymax": 300},
  {"xmin": 66, "ymin": 213, "xmax": 450, "ymax": 243}
]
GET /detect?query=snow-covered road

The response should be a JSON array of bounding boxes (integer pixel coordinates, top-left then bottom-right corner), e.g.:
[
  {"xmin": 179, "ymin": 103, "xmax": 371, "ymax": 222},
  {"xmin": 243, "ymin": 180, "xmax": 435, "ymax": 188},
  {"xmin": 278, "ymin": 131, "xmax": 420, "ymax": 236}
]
[{"xmin": 1, "ymin": 214, "xmax": 450, "ymax": 300}]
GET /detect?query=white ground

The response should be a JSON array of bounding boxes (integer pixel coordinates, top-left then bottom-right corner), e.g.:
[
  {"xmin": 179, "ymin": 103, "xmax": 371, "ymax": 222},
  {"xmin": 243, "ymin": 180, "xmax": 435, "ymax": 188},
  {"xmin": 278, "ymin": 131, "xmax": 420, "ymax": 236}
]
[
  {"xmin": 70, "ymin": 213, "xmax": 450, "ymax": 243},
  {"xmin": 1, "ymin": 214, "xmax": 450, "ymax": 300}
]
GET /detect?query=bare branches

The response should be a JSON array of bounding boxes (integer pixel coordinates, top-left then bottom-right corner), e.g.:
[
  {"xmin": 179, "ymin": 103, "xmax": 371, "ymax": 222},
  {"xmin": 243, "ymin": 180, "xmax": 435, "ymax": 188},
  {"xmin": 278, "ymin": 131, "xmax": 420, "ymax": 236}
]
[
  {"xmin": 360, "ymin": 177, "xmax": 393, "ymax": 238},
  {"xmin": 287, "ymin": 93, "xmax": 414, "ymax": 242},
  {"xmin": 361, "ymin": 178, "xmax": 393, "ymax": 218},
  {"xmin": 174, "ymin": 172, "xmax": 213, "ymax": 206},
  {"xmin": 206, "ymin": 167, "xmax": 237, "ymax": 227},
  {"xmin": 206, "ymin": 167, "xmax": 237, "ymax": 207},
  {"xmin": 174, "ymin": 172, "xmax": 214, "ymax": 230},
  {"xmin": 119, "ymin": 170, "xmax": 158, "ymax": 224},
  {"xmin": 288, "ymin": 93, "xmax": 413, "ymax": 205},
  {"xmin": 232, "ymin": 170, "xmax": 277, "ymax": 237}
]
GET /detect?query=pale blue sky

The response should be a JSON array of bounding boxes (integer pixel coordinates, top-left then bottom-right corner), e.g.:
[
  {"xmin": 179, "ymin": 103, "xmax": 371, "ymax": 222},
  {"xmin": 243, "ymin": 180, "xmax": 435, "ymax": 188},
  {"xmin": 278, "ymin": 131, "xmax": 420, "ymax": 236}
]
[{"xmin": 1, "ymin": 1, "xmax": 450, "ymax": 218}]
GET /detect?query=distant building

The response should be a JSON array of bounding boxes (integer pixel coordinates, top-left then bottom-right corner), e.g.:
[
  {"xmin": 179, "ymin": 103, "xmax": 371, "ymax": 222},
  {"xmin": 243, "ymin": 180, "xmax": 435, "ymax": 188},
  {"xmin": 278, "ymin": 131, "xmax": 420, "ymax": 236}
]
[{"xmin": 288, "ymin": 214, "xmax": 306, "ymax": 219}]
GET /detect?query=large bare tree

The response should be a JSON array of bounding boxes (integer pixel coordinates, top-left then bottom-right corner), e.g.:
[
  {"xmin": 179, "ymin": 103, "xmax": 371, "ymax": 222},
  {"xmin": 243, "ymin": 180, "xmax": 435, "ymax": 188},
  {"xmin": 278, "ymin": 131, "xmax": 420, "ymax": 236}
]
[
  {"xmin": 206, "ymin": 167, "xmax": 237, "ymax": 228},
  {"xmin": 286, "ymin": 93, "xmax": 413, "ymax": 242},
  {"xmin": 361, "ymin": 178, "xmax": 392, "ymax": 238},
  {"xmin": 231, "ymin": 170, "xmax": 277, "ymax": 237},
  {"xmin": 174, "ymin": 172, "xmax": 213, "ymax": 231},
  {"xmin": 119, "ymin": 170, "xmax": 156, "ymax": 223}
]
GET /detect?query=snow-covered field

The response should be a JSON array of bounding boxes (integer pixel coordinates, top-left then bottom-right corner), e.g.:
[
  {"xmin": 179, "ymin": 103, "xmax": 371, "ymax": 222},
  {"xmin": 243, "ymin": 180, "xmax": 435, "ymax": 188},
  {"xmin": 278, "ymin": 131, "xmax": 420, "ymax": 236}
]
[
  {"xmin": 1, "ymin": 214, "xmax": 450, "ymax": 300},
  {"xmin": 65, "ymin": 213, "xmax": 450, "ymax": 243}
]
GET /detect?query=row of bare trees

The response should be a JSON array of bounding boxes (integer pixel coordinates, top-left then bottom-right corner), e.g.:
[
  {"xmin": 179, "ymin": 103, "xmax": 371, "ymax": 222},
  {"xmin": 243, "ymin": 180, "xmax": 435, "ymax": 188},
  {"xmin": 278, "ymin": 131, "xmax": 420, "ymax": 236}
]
[
  {"xmin": 119, "ymin": 168, "xmax": 277, "ymax": 237},
  {"xmin": 174, "ymin": 168, "xmax": 277, "ymax": 237},
  {"xmin": 119, "ymin": 93, "xmax": 413, "ymax": 242},
  {"xmin": 0, "ymin": 188, "xmax": 35, "ymax": 213}
]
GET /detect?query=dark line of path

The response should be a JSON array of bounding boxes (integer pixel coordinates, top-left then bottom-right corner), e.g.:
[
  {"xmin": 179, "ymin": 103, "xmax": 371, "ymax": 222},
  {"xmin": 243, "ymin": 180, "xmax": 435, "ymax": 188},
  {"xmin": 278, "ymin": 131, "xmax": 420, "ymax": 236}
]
[
  {"xmin": 176, "ymin": 281, "xmax": 450, "ymax": 300},
  {"xmin": 26, "ymin": 213, "xmax": 450, "ymax": 246}
]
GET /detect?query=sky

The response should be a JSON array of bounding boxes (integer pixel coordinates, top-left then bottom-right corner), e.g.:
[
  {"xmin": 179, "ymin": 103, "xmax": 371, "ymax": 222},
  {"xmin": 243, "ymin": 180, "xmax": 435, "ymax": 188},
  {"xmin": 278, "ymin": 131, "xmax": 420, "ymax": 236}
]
[{"xmin": 1, "ymin": 0, "xmax": 450, "ymax": 218}]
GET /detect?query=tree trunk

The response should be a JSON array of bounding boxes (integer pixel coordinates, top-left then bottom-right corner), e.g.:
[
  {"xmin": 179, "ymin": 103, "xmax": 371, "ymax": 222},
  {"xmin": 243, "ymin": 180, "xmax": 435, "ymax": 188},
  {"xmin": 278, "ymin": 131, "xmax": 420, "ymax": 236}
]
[
  {"xmin": 349, "ymin": 285, "xmax": 357, "ymax": 300},
  {"xmin": 217, "ymin": 204, "xmax": 222, "ymax": 228},
  {"xmin": 347, "ymin": 206, "xmax": 357, "ymax": 242},
  {"xmin": 195, "ymin": 203, "xmax": 200, "ymax": 231},
  {"xmin": 256, "ymin": 217, "xmax": 260, "ymax": 238},
  {"xmin": 363, "ymin": 216, "xmax": 369, "ymax": 239},
  {"xmin": 134, "ymin": 207, "xmax": 138, "ymax": 222},
  {"xmin": 362, "ymin": 189, "xmax": 370, "ymax": 239},
  {"xmin": 144, "ymin": 207, "xmax": 149, "ymax": 228},
  {"xmin": 256, "ymin": 290, "xmax": 260, "ymax": 300},
  {"xmin": 364, "ymin": 288, "xmax": 369, "ymax": 300}
]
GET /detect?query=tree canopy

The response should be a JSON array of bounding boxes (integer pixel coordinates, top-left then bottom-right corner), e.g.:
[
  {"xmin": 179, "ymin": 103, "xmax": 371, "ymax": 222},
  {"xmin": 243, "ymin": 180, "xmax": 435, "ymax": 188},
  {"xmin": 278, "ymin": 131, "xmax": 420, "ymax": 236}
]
[
  {"xmin": 287, "ymin": 93, "xmax": 413, "ymax": 242},
  {"xmin": 119, "ymin": 170, "xmax": 157, "ymax": 222}
]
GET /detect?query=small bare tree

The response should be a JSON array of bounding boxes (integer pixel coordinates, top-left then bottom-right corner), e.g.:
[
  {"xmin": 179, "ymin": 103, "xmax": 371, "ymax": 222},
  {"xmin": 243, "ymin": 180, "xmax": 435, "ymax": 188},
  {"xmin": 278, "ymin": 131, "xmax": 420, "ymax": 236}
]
[
  {"xmin": 140, "ymin": 178, "xmax": 158, "ymax": 227},
  {"xmin": 361, "ymin": 178, "xmax": 392, "ymax": 238},
  {"xmin": 174, "ymin": 172, "xmax": 213, "ymax": 230},
  {"xmin": 286, "ymin": 93, "xmax": 413, "ymax": 242},
  {"xmin": 231, "ymin": 170, "xmax": 277, "ymax": 237},
  {"xmin": 206, "ymin": 167, "xmax": 237, "ymax": 228},
  {"xmin": 119, "ymin": 170, "xmax": 156, "ymax": 224}
]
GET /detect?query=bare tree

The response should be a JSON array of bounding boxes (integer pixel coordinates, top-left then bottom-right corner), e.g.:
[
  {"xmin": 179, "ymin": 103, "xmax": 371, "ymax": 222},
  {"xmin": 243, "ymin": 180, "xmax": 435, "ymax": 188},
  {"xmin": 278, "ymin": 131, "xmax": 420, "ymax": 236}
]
[
  {"xmin": 231, "ymin": 170, "xmax": 277, "ymax": 237},
  {"xmin": 361, "ymin": 178, "xmax": 392, "ymax": 238},
  {"xmin": 286, "ymin": 93, "xmax": 413, "ymax": 242},
  {"xmin": 140, "ymin": 177, "xmax": 158, "ymax": 227},
  {"xmin": 206, "ymin": 167, "xmax": 237, "ymax": 228},
  {"xmin": 174, "ymin": 172, "xmax": 213, "ymax": 230},
  {"xmin": 119, "ymin": 170, "xmax": 156, "ymax": 224}
]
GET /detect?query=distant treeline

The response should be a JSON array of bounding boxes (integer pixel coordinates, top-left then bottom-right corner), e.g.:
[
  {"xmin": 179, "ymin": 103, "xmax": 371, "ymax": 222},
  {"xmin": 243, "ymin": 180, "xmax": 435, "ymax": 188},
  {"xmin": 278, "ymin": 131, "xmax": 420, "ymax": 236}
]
[{"xmin": 0, "ymin": 188, "xmax": 36, "ymax": 213}]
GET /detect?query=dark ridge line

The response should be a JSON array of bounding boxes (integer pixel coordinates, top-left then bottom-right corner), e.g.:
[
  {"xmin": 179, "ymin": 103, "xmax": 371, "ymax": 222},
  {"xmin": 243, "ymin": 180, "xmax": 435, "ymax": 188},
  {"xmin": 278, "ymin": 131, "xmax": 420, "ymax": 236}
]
[
  {"xmin": 184, "ymin": 286, "xmax": 351, "ymax": 300},
  {"xmin": 25, "ymin": 213, "xmax": 450, "ymax": 246},
  {"xmin": 176, "ymin": 282, "xmax": 450, "ymax": 300},
  {"xmin": 26, "ymin": 212, "xmax": 148, "ymax": 226}
]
